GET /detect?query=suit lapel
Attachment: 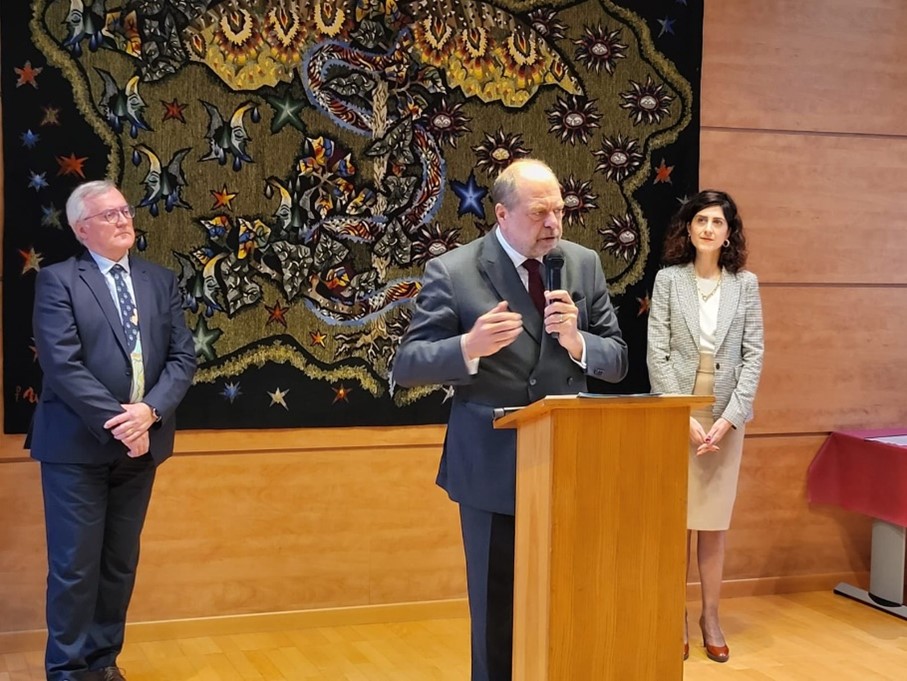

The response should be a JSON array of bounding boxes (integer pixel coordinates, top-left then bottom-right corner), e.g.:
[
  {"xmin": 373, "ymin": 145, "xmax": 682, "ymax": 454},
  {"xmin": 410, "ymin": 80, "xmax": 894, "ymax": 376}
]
[
  {"xmin": 78, "ymin": 252, "xmax": 130, "ymax": 355},
  {"xmin": 677, "ymin": 263, "xmax": 700, "ymax": 346},
  {"xmin": 713, "ymin": 269, "xmax": 740, "ymax": 352},
  {"xmin": 478, "ymin": 231, "xmax": 542, "ymax": 344}
]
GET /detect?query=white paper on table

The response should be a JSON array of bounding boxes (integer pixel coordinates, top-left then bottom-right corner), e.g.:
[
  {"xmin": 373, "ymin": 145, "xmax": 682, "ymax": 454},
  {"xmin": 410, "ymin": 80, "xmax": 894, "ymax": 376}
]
[{"xmin": 864, "ymin": 435, "xmax": 907, "ymax": 447}]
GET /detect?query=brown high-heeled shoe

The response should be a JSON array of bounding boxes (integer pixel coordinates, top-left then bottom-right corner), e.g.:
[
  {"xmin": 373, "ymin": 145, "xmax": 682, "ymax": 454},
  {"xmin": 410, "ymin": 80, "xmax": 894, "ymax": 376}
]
[{"xmin": 699, "ymin": 617, "xmax": 729, "ymax": 663}]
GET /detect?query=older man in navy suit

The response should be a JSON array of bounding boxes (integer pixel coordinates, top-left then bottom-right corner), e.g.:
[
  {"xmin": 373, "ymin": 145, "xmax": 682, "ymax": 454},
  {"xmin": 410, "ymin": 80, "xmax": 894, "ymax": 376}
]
[
  {"xmin": 28, "ymin": 180, "xmax": 196, "ymax": 681},
  {"xmin": 393, "ymin": 159, "xmax": 628, "ymax": 681}
]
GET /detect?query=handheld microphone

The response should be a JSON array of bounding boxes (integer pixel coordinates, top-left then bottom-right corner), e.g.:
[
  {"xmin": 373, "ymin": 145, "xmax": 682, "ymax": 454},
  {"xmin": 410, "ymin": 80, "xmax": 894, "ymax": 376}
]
[
  {"xmin": 543, "ymin": 249, "xmax": 565, "ymax": 338},
  {"xmin": 544, "ymin": 248, "xmax": 564, "ymax": 292}
]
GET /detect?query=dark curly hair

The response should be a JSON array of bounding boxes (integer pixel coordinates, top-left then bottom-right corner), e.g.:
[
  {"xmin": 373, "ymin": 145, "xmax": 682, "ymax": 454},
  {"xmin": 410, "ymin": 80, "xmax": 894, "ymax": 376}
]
[{"xmin": 661, "ymin": 189, "xmax": 747, "ymax": 273}]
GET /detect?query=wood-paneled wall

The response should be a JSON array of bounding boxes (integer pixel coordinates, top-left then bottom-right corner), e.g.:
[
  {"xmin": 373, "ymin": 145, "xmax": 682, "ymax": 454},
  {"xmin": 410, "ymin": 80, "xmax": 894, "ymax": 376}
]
[
  {"xmin": 2, "ymin": 1, "xmax": 905, "ymax": 633},
  {"xmin": 696, "ymin": 0, "xmax": 907, "ymax": 585}
]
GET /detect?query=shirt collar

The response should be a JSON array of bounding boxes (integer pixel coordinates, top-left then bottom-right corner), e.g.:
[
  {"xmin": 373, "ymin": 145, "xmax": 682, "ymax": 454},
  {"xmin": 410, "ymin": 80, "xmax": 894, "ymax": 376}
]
[
  {"xmin": 494, "ymin": 227, "xmax": 539, "ymax": 269},
  {"xmin": 89, "ymin": 251, "xmax": 130, "ymax": 276}
]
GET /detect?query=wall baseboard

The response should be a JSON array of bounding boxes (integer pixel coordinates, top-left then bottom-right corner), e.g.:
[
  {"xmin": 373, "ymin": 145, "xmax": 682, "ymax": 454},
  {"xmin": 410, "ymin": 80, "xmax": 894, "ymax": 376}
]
[
  {"xmin": 0, "ymin": 598, "xmax": 469, "ymax": 654},
  {"xmin": 685, "ymin": 571, "xmax": 869, "ymax": 601},
  {"xmin": 0, "ymin": 572, "xmax": 871, "ymax": 655}
]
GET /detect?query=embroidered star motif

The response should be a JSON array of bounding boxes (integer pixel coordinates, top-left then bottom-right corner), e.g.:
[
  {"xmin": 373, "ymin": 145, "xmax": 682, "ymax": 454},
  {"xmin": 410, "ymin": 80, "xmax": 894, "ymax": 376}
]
[
  {"xmin": 161, "ymin": 98, "xmax": 188, "ymax": 123},
  {"xmin": 268, "ymin": 387, "xmax": 290, "ymax": 410},
  {"xmin": 265, "ymin": 300, "xmax": 289, "ymax": 328},
  {"xmin": 332, "ymin": 384, "xmax": 353, "ymax": 404},
  {"xmin": 657, "ymin": 17, "xmax": 676, "ymax": 37},
  {"xmin": 210, "ymin": 185, "xmax": 238, "ymax": 210},
  {"xmin": 221, "ymin": 381, "xmax": 242, "ymax": 404},
  {"xmin": 637, "ymin": 293, "xmax": 650, "ymax": 317},
  {"xmin": 28, "ymin": 171, "xmax": 48, "ymax": 191},
  {"xmin": 265, "ymin": 91, "xmax": 307, "ymax": 133},
  {"xmin": 654, "ymin": 158, "xmax": 674, "ymax": 184},
  {"xmin": 14, "ymin": 61, "xmax": 43, "ymax": 88},
  {"xmin": 41, "ymin": 204, "xmax": 63, "ymax": 229},
  {"xmin": 450, "ymin": 172, "xmax": 488, "ymax": 219},
  {"xmin": 310, "ymin": 330, "xmax": 328, "ymax": 347},
  {"xmin": 56, "ymin": 153, "xmax": 88, "ymax": 178},
  {"xmin": 41, "ymin": 106, "xmax": 61, "ymax": 126},
  {"xmin": 20, "ymin": 129, "xmax": 40, "ymax": 148},
  {"xmin": 191, "ymin": 316, "xmax": 223, "ymax": 362},
  {"xmin": 19, "ymin": 247, "xmax": 44, "ymax": 274}
]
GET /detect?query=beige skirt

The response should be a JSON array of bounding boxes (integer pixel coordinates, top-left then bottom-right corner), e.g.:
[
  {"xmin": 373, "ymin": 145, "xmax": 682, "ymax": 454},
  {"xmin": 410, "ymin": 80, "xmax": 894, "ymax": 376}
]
[{"xmin": 688, "ymin": 352, "xmax": 745, "ymax": 531}]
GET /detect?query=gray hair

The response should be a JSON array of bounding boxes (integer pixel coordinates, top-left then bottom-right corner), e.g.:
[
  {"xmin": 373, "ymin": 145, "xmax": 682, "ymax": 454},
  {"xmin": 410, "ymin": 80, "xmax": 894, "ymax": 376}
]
[
  {"xmin": 491, "ymin": 158, "xmax": 557, "ymax": 209},
  {"xmin": 65, "ymin": 180, "xmax": 119, "ymax": 229}
]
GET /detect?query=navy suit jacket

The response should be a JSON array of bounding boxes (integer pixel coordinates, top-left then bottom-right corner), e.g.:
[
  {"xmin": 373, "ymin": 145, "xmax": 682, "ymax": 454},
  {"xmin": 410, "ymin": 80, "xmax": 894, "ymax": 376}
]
[
  {"xmin": 28, "ymin": 251, "xmax": 196, "ymax": 464},
  {"xmin": 393, "ymin": 232, "xmax": 628, "ymax": 515}
]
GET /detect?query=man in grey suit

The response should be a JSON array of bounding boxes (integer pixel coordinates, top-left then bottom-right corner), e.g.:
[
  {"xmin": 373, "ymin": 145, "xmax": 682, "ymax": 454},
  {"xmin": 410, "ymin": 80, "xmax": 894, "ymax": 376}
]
[
  {"xmin": 393, "ymin": 159, "xmax": 628, "ymax": 681},
  {"xmin": 28, "ymin": 180, "xmax": 196, "ymax": 681}
]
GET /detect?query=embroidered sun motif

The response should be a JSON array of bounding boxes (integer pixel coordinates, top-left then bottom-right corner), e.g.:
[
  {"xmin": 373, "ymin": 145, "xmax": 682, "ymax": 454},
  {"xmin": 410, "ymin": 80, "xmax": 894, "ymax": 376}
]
[
  {"xmin": 592, "ymin": 134, "xmax": 644, "ymax": 183},
  {"xmin": 573, "ymin": 25, "xmax": 628, "ymax": 75},
  {"xmin": 528, "ymin": 7, "xmax": 568, "ymax": 41},
  {"xmin": 599, "ymin": 213, "xmax": 640, "ymax": 262},
  {"xmin": 619, "ymin": 75, "xmax": 675, "ymax": 125},
  {"xmin": 472, "ymin": 129, "xmax": 531, "ymax": 177},
  {"xmin": 423, "ymin": 98, "xmax": 472, "ymax": 148},
  {"xmin": 411, "ymin": 222, "xmax": 462, "ymax": 264},
  {"xmin": 560, "ymin": 175, "xmax": 599, "ymax": 227},
  {"xmin": 546, "ymin": 95, "xmax": 603, "ymax": 146}
]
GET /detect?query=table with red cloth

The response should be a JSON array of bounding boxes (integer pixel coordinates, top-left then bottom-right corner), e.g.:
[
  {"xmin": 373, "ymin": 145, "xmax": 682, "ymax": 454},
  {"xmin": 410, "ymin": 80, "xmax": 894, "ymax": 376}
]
[{"xmin": 807, "ymin": 428, "xmax": 907, "ymax": 619}]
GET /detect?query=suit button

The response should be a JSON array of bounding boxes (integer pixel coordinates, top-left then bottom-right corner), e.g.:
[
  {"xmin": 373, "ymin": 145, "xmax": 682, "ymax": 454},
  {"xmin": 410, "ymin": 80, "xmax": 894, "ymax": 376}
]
[
  {"xmin": 664, "ymin": 355, "xmax": 669, "ymax": 360},
  {"xmin": 126, "ymin": 368, "xmax": 132, "ymax": 376},
  {"xmin": 715, "ymin": 362, "xmax": 721, "ymax": 370},
  {"xmin": 566, "ymin": 377, "xmax": 574, "ymax": 385},
  {"xmin": 529, "ymin": 378, "xmax": 537, "ymax": 386}
]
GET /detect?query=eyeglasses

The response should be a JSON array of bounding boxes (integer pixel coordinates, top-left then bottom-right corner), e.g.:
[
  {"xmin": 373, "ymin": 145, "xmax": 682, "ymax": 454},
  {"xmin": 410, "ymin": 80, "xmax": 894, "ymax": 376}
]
[{"xmin": 80, "ymin": 205, "xmax": 136, "ymax": 224}]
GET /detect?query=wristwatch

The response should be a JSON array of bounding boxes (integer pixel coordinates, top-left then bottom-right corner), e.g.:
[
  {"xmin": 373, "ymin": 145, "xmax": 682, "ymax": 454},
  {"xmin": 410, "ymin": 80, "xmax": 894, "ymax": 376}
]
[{"xmin": 148, "ymin": 404, "xmax": 162, "ymax": 422}]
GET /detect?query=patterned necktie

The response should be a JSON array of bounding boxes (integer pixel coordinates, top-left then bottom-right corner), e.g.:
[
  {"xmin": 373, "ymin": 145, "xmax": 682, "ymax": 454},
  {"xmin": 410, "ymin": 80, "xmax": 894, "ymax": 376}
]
[
  {"xmin": 111, "ymin": 264, "xmax": 144, "ymax": 401},
  {"xmin": 111, "ymin": 265, "xmax": 139, "ymax": 349},
  {"xmin": 522, "ymin": 259, "xmax": 546, "ymax": 316}
]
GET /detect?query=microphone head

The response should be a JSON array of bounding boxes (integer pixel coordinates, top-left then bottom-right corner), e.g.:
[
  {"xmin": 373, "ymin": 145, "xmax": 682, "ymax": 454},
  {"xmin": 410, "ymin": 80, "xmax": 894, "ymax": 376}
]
[
  {"xmin": 543, "ymin": 248, "xmax": 565, "ymax": 269},
  {"xmin": 544, "ymin": 248, "xmax": 565, "ymax": 292}
]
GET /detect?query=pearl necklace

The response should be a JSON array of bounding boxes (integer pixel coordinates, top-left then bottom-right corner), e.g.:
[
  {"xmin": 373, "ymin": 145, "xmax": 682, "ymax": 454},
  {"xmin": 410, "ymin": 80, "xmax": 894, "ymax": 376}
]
[{"xmin": 694, "ymin": 273, "xmax": 721, "ymax": 302}]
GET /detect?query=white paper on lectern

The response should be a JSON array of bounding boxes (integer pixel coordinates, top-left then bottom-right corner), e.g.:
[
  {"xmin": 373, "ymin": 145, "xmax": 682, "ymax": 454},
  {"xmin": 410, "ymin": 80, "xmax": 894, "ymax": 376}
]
[{"xmin": 577, "ymin": 392, "xmax": 663, "ymax": 398}]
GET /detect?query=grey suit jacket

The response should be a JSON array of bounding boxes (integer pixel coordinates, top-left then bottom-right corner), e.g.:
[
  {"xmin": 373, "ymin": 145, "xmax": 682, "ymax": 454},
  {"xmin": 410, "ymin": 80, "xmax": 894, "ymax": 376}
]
[
  {"xmin": 393, "ymin": 230, "xmax": 628, "ymax": 514},
  {"xmin": 28, "ymin": 251, "xmax": 196, "ymax": 464},
  {"xmin": 647, "ymin": 263, "xmax": 764, "ymax": 428}
]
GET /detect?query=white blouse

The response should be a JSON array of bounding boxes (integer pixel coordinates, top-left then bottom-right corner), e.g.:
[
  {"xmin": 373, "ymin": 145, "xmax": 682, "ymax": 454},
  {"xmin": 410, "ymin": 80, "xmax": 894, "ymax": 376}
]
[{"xmin": 696, "ymin": 276, "xmax": 721, "ymax": 352}]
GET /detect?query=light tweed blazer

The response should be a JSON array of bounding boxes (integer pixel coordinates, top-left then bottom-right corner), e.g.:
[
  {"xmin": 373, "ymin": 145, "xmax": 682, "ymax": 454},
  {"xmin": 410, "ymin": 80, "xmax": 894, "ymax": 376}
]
[{"xmin": 647, "ymin": 263, "xmax": 764, "ymax": 428}]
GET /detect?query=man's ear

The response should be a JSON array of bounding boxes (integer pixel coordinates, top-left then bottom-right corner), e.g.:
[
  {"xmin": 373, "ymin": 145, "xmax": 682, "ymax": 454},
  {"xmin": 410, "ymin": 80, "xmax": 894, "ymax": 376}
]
[{"xmin": 494, "ymin": 203, "xmax": 507, "ymax": 223}]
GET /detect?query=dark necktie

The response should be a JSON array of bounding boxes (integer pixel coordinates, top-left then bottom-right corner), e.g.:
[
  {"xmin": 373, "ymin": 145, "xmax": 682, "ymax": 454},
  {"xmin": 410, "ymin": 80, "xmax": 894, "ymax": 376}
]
[
  {"xmin": 111, "ymin": 264, "xmax": 140, "ymax": 349},
  {"xmin": 522, "ymin": 259, "xmax": 546, "ymax": 316}
]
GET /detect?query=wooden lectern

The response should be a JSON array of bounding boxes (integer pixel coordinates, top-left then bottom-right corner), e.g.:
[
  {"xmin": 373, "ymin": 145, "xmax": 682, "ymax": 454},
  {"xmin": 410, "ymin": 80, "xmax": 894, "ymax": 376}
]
[{"xmin": 495, "ymin": 393, "xmax": 713, "ymax": 680}]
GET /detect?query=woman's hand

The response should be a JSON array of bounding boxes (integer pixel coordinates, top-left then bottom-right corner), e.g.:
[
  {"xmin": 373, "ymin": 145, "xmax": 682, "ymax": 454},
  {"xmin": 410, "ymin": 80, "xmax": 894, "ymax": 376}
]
[
  {"xmin": 697, "ymin": 417, "xmax": 733, "ymax": 456},
  {"xmin": 690, "ymin": 416, "xmax": 721, "ymax": 456},
  {"xmin": 705, "ymin": 417, "xmax": 732, "ymax": 447}
]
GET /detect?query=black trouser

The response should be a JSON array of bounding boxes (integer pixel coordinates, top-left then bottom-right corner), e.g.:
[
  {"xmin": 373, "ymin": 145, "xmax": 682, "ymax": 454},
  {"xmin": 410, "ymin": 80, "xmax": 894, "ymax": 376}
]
[
  {"xmin": 41, "ymin": 455, "xmax": 156, "ymax": 681},
  {"xmin": 459, "ymin": 504, "xmax": 515, "ymax": 681}
]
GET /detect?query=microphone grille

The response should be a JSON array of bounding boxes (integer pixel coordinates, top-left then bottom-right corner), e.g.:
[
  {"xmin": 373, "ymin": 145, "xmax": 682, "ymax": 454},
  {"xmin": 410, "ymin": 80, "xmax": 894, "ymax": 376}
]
[{"xmin": 544, "ymin": 248, "xmax": 565, "ymax": 267}]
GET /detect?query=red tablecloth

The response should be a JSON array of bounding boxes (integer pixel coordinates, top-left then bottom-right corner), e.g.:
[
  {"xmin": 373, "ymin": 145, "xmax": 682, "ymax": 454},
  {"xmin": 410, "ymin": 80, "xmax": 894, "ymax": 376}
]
[{"xmin": 807, "ymin": 429, "xmax": 907, "ymax": 527}]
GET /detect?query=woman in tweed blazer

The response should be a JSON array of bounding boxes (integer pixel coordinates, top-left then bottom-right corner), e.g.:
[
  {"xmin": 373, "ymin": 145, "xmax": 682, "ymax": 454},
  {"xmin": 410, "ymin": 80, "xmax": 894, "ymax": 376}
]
[{"xmin": 647, "ymin": 190, "xmax": 764, "ymax": 663}]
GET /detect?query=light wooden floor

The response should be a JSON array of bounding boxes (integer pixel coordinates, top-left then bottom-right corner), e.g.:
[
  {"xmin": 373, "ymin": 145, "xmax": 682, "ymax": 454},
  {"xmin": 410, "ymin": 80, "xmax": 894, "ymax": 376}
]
[{"xmin": 3, "ymin": 591, "xmax": 907, "ymax": 680}]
